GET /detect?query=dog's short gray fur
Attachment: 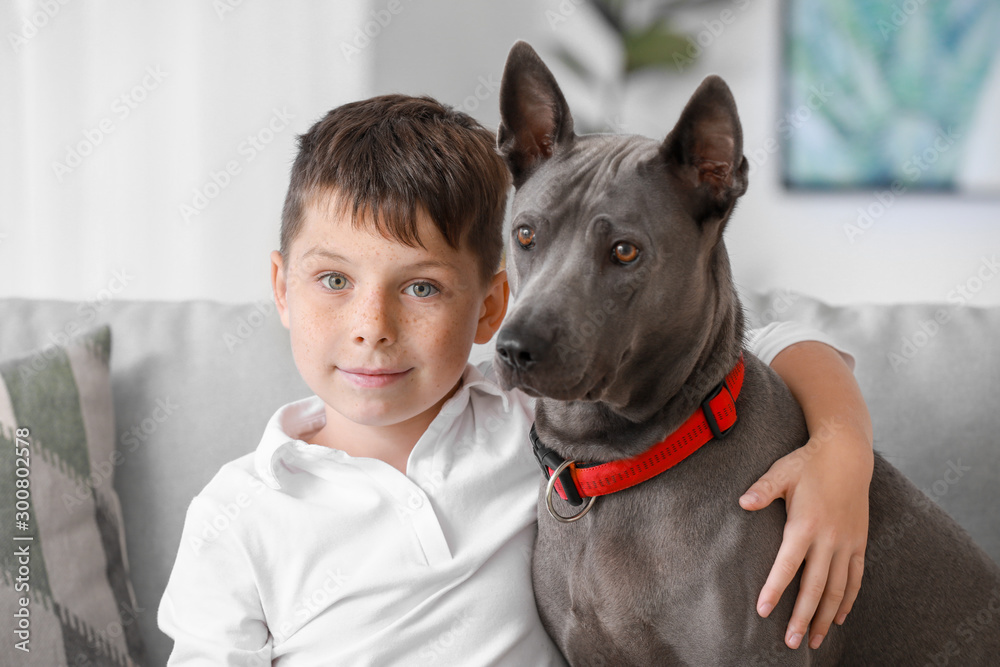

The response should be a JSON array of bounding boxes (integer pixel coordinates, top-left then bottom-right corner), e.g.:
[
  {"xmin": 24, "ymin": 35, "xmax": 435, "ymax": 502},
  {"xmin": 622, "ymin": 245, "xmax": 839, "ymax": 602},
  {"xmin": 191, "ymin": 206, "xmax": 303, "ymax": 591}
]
[{"xmin": 493, "ymin": 41, "xmax": 1000, "ymax": 666}]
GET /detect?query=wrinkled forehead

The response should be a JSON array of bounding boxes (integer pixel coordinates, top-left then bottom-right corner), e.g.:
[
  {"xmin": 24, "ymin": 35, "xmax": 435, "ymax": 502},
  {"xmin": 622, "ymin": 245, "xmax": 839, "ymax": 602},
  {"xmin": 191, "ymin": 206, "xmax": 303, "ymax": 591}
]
[{"xmin": 512, "ymin": 134, "xmax": 663, "ymax": 219}]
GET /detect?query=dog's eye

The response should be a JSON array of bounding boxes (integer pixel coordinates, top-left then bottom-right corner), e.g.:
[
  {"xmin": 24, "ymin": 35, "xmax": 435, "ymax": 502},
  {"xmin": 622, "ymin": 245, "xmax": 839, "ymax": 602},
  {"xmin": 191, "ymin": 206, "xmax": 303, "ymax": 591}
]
[
  {"xmin": 516, "ymin": 227, "xmax": 535, "ymax": 249},
  {"xmin": 613, "ymin": 242, "xmax": 639, "ymax": 264}
]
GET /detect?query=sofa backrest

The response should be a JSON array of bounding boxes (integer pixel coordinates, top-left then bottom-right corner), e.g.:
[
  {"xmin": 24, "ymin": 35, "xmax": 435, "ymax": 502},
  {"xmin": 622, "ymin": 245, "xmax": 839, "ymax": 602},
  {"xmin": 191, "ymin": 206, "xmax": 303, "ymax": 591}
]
[{"xmin": 3, "ymin": 293, "xmax": 998, "ymax": 664}]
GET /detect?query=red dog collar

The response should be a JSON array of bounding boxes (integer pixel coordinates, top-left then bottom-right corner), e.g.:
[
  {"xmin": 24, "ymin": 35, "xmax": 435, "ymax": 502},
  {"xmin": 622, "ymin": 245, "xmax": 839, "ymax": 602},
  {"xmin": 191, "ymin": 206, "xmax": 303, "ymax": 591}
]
[{"xmin": 532, "ymin": 355, "xmax": 745, "ymax": 506}]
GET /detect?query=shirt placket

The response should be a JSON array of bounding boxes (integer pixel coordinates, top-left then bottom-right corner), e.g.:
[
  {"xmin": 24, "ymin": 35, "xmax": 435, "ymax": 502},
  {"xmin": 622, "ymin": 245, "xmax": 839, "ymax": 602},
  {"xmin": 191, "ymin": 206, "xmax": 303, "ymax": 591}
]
[{"xmin": 355, "ymin": 458, "xmax": 453, "ymax": 567}]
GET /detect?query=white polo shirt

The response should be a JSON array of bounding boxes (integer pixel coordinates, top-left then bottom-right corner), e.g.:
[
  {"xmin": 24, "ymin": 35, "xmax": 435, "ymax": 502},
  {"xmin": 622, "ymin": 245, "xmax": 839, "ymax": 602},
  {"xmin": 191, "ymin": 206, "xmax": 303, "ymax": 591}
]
[{"xmin": 158, "ymin": 323, "xmax": 850, "ymax": 666}]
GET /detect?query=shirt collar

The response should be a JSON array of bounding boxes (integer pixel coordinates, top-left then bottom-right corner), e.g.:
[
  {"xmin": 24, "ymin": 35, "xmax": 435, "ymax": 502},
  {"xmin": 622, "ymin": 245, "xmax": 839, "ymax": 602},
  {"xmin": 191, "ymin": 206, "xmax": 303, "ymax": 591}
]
[{"xmin": 254, "ymin": 362, "xmax": 510, "ymax": 490}]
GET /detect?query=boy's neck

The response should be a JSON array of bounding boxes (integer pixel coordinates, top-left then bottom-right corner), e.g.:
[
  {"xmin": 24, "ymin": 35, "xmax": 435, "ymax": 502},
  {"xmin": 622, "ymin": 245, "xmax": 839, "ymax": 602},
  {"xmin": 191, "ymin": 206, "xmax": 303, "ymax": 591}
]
[{"xmin": 307, "ymin": 381, "xmax": 462, "ymax": 475}]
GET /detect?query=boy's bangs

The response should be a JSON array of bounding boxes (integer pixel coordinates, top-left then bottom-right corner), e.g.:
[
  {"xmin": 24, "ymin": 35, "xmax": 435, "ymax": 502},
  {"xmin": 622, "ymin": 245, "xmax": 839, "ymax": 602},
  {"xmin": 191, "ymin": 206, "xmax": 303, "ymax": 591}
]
[
  {"xmin": 280, "ymin": 94, "xmax": 507, "ymax": 284},
  {"xmin": 310, "ymin": 187, "xmax": 452, "ymax": 251}
]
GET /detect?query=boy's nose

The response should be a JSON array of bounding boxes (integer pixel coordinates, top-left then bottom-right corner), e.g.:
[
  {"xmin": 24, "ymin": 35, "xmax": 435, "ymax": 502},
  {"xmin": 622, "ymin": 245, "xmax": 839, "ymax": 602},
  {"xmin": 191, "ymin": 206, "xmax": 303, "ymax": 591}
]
[{"xmin": 352, "ymin": 289, "xmax": 397, "ymax": 347}]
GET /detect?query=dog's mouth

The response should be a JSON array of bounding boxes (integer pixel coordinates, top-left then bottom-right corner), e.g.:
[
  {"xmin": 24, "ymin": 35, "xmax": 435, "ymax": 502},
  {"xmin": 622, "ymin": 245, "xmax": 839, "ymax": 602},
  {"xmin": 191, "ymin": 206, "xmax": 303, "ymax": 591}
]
[
  {"xmin": 582, "ymin": 346, "xmax": 629, "ymax": 401},
  {"xmin": 495, "ymin": 363, "xmax": 590, "ymax": 401},
  {"xmin": 495, "ymin": 346, "xmax": 629, "ymax": 403}
]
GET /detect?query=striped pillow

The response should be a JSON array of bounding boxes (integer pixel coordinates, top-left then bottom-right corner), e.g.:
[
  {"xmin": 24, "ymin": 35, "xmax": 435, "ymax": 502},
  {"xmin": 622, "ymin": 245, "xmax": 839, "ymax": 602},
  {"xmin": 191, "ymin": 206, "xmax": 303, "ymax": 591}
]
[{"xmin": 0, "ymin": 325, "xmax": 147, "ymax": 666}]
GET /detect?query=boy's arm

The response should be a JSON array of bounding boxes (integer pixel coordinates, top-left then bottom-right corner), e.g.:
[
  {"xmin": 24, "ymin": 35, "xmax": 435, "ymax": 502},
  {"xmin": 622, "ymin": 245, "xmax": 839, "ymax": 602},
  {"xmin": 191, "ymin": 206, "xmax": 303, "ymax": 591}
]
[
  {"xmin": 743, "ymin": 325, "xmax": 874, "ymax": 652},
  {"xmin": 158, "ymin": 496, "xmax": 272, "ymax": 665}
]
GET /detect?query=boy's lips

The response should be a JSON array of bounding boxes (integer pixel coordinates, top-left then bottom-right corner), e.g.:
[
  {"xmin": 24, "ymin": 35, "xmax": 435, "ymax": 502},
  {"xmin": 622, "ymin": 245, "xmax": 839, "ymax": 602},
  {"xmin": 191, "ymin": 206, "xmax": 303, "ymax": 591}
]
[{"xmin": 337, "ymin": 367, "xmax": 413, "ymax": 388}]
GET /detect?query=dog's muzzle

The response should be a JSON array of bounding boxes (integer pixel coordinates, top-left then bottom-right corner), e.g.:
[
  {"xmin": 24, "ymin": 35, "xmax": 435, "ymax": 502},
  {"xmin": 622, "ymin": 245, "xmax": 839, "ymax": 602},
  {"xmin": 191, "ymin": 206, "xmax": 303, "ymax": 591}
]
[{"xmin": 495, "ymin": 327, "xmax": 551, "ymax": 373}]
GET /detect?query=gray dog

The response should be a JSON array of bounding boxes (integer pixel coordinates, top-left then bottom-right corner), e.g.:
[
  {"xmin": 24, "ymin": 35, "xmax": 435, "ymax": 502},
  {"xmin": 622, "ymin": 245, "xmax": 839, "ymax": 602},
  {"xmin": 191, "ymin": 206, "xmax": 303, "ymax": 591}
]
[{"xmin": 492, "ymin": 41, "xmax": 1000, "ymax": 666}]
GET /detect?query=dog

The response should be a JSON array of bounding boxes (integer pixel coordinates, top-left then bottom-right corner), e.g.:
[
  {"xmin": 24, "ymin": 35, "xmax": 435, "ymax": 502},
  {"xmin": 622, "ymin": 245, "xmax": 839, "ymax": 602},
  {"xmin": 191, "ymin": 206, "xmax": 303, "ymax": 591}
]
[{"xmin": 492, "ymin": 41, "xmax": 1000, "ymax": 666}]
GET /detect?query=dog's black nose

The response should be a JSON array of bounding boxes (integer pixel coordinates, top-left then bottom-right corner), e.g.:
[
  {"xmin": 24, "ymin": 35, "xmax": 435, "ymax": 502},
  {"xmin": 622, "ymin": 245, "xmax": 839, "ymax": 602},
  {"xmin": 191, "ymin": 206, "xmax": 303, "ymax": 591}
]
[{"xmin": 496, "ymin": 328, "xmax": 550, "ymax": 371}]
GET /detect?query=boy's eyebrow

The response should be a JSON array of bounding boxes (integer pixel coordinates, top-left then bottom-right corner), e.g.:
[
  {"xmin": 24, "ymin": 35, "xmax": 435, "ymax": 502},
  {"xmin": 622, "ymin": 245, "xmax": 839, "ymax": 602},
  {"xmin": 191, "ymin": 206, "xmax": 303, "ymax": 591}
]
[
  {"xmin": 299, "ymin": 247, "xmax": 459, "ymax": 272},
  {"xmin": 406, "ymin": 259, "xmax": 459, "ymax": 271},
  {"xmin": 300, "ymin": 247, "xmax": 350, "ymax": 263}
]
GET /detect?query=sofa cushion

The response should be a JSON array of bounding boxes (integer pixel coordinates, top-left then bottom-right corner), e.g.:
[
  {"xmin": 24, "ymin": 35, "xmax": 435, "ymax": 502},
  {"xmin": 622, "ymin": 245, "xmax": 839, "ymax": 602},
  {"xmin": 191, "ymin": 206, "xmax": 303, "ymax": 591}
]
[
  {"xmin": 0, "ymin": 297, "xmax": 313, "ymax": 666},
  {"xmin": 0, "ymin": 325, "xmax": 147, "ymax": 665}
]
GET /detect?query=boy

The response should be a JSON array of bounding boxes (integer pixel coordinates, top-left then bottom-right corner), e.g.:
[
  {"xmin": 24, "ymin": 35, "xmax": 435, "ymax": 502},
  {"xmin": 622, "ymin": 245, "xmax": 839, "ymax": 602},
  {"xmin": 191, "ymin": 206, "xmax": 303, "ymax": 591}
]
[{"xmin": 158, "ymin": 94, "xmax": 874, "ymax": 663}]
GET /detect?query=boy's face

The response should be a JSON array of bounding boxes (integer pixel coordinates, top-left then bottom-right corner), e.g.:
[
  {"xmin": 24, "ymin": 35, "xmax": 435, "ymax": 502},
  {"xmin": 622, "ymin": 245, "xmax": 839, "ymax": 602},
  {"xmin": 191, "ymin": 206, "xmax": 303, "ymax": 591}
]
[{"xmin": 271, "ymin": 193, "xmax": 507, "ymax": 437}]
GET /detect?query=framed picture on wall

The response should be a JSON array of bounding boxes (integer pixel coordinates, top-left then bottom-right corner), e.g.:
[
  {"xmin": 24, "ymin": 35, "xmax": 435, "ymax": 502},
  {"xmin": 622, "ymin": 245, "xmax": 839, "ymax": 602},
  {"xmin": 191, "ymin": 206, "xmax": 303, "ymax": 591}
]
[{"xmin": 781, "ymin": 0, "xmax": 1000, "ymax": 193}]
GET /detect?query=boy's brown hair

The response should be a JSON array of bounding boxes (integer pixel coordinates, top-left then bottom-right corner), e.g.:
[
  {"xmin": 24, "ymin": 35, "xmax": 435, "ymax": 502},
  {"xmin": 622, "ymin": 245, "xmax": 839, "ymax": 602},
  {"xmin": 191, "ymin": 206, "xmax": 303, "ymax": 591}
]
[{"xmin": 280, "ymin": 94, "xmax": 510, "ymax": 285}]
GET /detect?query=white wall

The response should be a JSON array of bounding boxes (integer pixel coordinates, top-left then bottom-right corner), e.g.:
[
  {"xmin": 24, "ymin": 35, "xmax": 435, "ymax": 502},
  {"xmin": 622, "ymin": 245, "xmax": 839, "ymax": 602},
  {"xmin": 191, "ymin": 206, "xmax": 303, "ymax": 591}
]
[
  {"xmin": 1, "ymin": 1, "xmax": 371, "ymax": 304},
  {"xmin": 671, "ymin": 1, "xmax": 1000, "ymax": 308},
  {"xmin": 4, "ymin": 0, "xmax": 998, "ymax": 306},
  {"xmin": 373, "ymin": 0, "xmax": 1000, "ymax": 307}
]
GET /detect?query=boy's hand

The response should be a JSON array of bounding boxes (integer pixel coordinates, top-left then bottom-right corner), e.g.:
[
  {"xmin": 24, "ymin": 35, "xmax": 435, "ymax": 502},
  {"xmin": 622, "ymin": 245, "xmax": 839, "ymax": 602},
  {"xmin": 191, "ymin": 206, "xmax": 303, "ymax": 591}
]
[
  {"xmin": 740, "ymin": 422, "xmax": 872, "ymax": 650},
  {"xmin": 750, "ymin": 339, "xmax": 874, "ymax": 651}
]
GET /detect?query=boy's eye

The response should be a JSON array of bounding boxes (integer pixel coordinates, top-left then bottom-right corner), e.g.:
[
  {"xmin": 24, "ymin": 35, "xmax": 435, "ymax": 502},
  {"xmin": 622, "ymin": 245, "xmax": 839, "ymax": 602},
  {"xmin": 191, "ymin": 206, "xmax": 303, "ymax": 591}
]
[
  {"xmin": 404, "ymin": 282, "xmax": 439, "ymax": 298},
  {"xmin": 322, "ymin": 273, "xmax": 351, "ymax": 290},
  {"xmin": 516, "ymin": 227, "xmax": 535, "ymax": 249}
]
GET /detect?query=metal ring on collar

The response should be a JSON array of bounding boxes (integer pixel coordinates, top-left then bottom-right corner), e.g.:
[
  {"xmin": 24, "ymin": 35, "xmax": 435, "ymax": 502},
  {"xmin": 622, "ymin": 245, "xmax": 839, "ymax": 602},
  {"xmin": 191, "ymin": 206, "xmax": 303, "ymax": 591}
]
[{"xmin": 545, "ymin": 459, "xmax": 597, "ymax": 523}]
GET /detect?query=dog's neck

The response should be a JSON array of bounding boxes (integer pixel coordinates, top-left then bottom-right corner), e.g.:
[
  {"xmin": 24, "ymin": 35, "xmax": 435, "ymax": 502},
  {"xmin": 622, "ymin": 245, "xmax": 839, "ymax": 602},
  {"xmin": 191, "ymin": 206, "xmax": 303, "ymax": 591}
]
[{"xmin": 532, "ymin": 251, "xmax": 745, "ymax": 463}]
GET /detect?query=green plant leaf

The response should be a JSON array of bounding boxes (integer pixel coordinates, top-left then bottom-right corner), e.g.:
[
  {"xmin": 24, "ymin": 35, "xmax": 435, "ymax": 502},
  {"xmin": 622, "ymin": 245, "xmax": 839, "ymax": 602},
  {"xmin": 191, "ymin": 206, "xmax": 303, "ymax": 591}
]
[{"xmin": 624, "ymin": 22, "xmax": 693, "ymax": 72}]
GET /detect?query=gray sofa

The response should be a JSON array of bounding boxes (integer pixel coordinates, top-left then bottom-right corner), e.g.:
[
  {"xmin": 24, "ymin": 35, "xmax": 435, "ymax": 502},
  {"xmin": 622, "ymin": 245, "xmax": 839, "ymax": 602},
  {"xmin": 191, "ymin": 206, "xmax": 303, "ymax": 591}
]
[{"xmin": 1, "ymin": 291, "xmax": 997, "ymax": 665}]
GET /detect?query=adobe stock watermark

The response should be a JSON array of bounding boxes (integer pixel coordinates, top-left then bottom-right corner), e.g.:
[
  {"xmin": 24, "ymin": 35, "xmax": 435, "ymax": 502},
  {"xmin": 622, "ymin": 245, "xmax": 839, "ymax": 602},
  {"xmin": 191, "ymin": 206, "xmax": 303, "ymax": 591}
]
[
  {"xmin": 551, "ymin": 265, "xmax": 652, "ymax": 366},
  {"xmin": 545, "ymin": 0, "xmax": 586, "ymax": 30},
  {"xmin": 877, "ymin": 0, "xmax": 929, "ymax": 40},
  {"xmin": 924, "ymin": 586, "xmax": 1000, "ymax": 667},
  {"xmin": 273, "ymin": 567, "xmax": 353, "ymax": 644},
  {"xmin": 7, "ymin": 0, "xmax": 72, "ymax": 54},
  {"xmin": 677, "ymin": 351, "xmax": 752, "ymax": 407},
  {"xmin": 886, "ymin": 254, "xmax": 998, "ymax": 372},
  {"xmin": 16, "ymin": 268, "xmax": 135, "ymax": 381},
  {"xmin": 733, "ymin": 415, "xmax": 847, "ymax": 500},
  {"xmin": 746, "ymin": 82, "xmax": 834, "ymax": 177},
  {"xmin": 672, "ymin": 0, "xmax": 755, "ymax": 71},
  {"xmin": 748, "ymin": 289, "xmax": 800, "ymax": 327},
  {"xmin": 188, "ymin": 476, "xmax": 268, "ymax": 555},
  {"xmin": 418, "ymin": 615, "xmax": 474, "ymax": 663},
  {"xmin": 450, "ymin": 406, "xmax": 510, "ymax": 460},
  {"xmin": 744, "ymin": 637, "xmax": 798, "ymax": 667},
  {"xmin": 51, "ymin": 66, "xmax": 168, "ymax": 183},
  {"xmin": 454, "ymin": 74, "xmax": 502, "ymax": 116},
  {"xmin": 397, "ymin": 485, "xmax": 434, "ymax": 524},
  {"xmin": 602, "ymin": 114, "xmax": 627, "ymax": 135},
  {"xmin": 119, "ymin": 396, "xmax": 180, "ymax": 452},
  {"xmin": 844, "ymin": 126, "xmax": 960, "ymax": 243},
  {"xmin": 212, "ymin": 0, "xmax": 244, "ymax": 20},
  {"xmin": 340, "ymin": 0, "xmax": 413, "ymax": 62},
  {"xmin": 61, "ymin": 397, "xmax": 179, "ymax": 510},
  {"xmin": 223, "ymin": 299, "xmax": 277, "ymax": 353},
  {"xmin": 178, "ymin": 107, "xmax": 294, "ymax": 224}
]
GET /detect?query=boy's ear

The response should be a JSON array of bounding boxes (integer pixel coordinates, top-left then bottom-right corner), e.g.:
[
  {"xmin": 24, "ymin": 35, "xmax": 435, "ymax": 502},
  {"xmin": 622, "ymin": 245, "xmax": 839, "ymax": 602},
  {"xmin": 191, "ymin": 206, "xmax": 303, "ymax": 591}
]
[
  {"xmin": 270, "ymin": 250, "xmax": 291, "ymax": 329},
  {"xmin": 475, "ymin": 270, "xmax": 509, "ymax": 344},
  {"xmin": 497, "ymin": 40, "xmax": 575, "ymax": 187}
]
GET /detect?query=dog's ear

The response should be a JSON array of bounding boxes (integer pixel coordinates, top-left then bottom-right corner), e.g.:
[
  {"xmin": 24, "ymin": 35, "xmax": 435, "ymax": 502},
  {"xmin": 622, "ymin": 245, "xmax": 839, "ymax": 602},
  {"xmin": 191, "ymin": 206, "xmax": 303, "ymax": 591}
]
[
  {"xmin": 497, "ymin": 41, "xmax": 575, "ymax": 187},
  {"xmin": 660, "ymin": 75, "xmax": 747, "ymax": 228}
]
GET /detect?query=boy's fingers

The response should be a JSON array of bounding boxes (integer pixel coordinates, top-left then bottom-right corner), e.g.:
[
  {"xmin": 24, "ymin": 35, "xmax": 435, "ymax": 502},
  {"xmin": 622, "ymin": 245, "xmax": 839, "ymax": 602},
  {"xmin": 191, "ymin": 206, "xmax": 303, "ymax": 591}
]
[
  {"xmin": 739, "ymin": 464, "xmax": 788, "ymax": 510},
  {"xmin": 834, "ymin": 551, "xmax": 865, "ymax": 625},
  {"xmin": 805, "ymin": 550, "xmax": 850, "ymax": 649},
  {"xmin": 756, "ymin": 530, "xmax": 809, "ymax": 619},
  {"xmin": 784, "ymin": 544, "xmax": 834, "ymax": 650}
]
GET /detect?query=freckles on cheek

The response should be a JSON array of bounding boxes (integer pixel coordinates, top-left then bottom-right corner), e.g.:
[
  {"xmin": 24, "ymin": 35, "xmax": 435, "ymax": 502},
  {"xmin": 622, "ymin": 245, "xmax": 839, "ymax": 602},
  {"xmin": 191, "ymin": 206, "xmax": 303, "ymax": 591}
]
[
  {"xmin": 432, "ymin": 312, "xmax": 475, "ymax": 355},
  {"xmin": 293, "ymin": 306, "xmax": 343, "ymax": 358},
  {"xmin": 402, "ymin": 312, "xmax": 445, "ymax": 353}
]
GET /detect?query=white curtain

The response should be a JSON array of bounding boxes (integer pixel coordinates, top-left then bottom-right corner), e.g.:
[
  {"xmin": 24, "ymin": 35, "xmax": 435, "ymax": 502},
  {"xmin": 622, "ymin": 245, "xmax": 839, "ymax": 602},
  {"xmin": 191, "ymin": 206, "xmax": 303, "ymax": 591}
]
[{"xmin": 1, "ymin": 1, "xmax": 370, "ymax": 302}]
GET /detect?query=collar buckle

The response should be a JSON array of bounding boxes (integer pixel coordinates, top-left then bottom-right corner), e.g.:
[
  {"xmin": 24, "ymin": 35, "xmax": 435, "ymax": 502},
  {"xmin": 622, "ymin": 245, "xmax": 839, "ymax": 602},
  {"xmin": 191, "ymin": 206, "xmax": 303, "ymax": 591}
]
[
  {"xmin": 530, "ymin": 423, "xmax": 585, "ymax": 506},
  {"xmin": 700, "ymin": 377, "xmax": 738, "ymax": 440}
]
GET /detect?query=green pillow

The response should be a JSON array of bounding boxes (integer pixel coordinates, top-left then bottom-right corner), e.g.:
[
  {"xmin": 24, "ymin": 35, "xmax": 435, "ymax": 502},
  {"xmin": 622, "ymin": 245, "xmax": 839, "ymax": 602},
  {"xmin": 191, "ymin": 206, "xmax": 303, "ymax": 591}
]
[{"xmin": 0, "ymin": 325, "xmax": 147, "ymax": 665}]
